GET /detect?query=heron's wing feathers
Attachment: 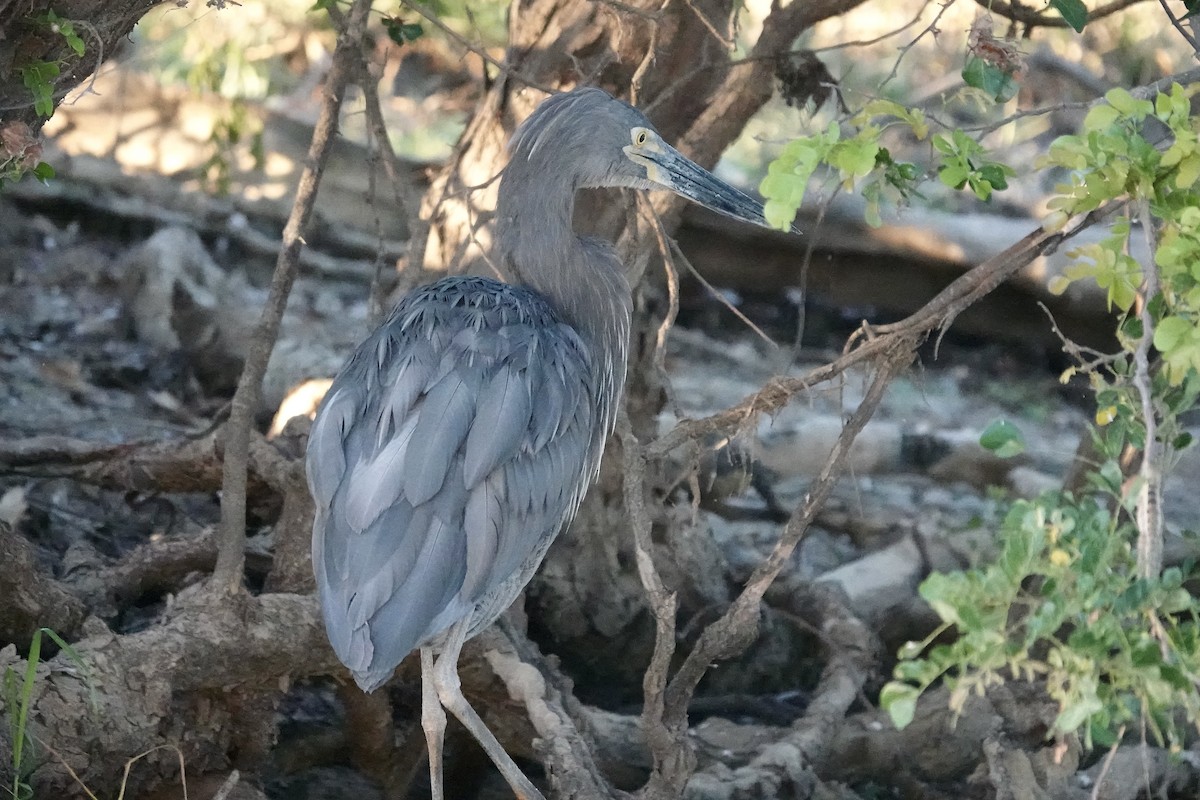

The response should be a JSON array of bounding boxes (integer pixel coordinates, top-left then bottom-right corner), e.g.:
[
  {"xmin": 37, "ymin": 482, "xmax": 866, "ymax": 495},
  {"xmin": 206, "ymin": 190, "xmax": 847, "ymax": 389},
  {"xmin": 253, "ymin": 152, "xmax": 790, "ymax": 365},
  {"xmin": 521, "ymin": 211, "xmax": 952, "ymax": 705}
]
[{"xmin": 307, "ymin": 277, "xmax": 597, "ymax": 691}]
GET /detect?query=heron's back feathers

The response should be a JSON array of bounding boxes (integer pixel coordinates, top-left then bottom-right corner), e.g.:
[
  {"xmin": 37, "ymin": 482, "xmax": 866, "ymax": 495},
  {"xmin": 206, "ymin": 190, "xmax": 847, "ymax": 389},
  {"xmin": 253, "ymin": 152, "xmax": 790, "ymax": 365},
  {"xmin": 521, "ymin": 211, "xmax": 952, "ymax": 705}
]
[{"xmin": 308, "ymin": 276, "xmax": 614, "ymax": 692}]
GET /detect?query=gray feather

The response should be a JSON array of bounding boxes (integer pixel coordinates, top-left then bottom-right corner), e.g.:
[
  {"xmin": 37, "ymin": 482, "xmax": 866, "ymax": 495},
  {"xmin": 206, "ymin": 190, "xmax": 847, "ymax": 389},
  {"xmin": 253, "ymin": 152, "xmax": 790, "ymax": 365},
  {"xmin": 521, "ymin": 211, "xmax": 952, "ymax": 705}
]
[
  {"xmin": 464, "ymin": 365, "xmax": 533, "ymax": 485},
  {"xmin": 307, "ymin": 275, "xmax": 625, "ymax": 690}
]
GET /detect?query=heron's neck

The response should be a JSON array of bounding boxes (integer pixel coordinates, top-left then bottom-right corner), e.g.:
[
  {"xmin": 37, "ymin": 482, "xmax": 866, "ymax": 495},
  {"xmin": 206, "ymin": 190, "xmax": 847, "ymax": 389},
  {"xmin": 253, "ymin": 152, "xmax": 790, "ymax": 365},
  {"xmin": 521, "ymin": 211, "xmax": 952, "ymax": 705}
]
[{"xmin": 494, "ymin": 170, "xmax": 630, "ymax": 352}]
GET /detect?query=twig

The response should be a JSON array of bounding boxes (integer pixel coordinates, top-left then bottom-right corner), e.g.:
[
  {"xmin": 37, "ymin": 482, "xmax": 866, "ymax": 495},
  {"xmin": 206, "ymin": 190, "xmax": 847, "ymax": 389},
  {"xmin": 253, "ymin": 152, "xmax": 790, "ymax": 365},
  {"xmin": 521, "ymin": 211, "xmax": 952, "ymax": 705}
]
[
  {"xmin": 881, "ymin": 0, "xmax": 955, "ymax": 91},
  {"xmin": 357, "ymin": 58, "xmax": 430, "ymax": 321},
  {"xmin": 669, "ymin": 238, "xmax": 776, "ymax": 349},
  {"xmin": 1089, "ymin": 727, "xmax": 1126, "ymax": 800},
  {"xmin": 212, "ymin": 0, "xmax": 375, "ymax": 596},
  {"xmin": 780, "ymin": 188, "xmax": 836, "ymax": 372},
  {"xmin": 1158, "ymin": 0, "xmax": 1200, "ymax": 53},
  {"xmin": 1133, "ymin": 200, "xmax": 1163, "ymax": 579},
  {"xmin": 617, "ymin": 411, "xmax": 687, "ymax": 796},
  {"xmin": 399, "ymin": 0, "xmax": 556, "ymax": 94},
  {"xmin": 209, "ymin": 771, "xmax": 239, "ymax": 800},
  {"xmin": 647, "ymin": 201, "xmax": 1122, "ymax": 459},
  {"xmin": 972, "ymin": 0, "xmax": 1146, "ymax": 29},
  {"xmin": 682, "ymin": 0, "xmax": 733, "ymax": 49},
  {"xmin": 629, "ymin": 0, "xmax": 672, "ymax": 105},
  {"xmin": 969, "ymin": 66, "xmax": 1200, "ymax": 137}
]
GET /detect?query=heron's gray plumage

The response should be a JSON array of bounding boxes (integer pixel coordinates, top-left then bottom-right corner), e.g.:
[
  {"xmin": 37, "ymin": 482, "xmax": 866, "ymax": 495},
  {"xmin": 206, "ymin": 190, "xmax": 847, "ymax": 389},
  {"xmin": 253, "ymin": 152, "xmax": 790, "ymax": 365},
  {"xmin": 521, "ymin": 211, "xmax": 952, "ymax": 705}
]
[
  {"xmin": 309, "ymin": 278, "xmax": 614, "ymax": 691},
  {"xmin": 309, "ymin": 87, "xmax": 777, "ymax": 718}
]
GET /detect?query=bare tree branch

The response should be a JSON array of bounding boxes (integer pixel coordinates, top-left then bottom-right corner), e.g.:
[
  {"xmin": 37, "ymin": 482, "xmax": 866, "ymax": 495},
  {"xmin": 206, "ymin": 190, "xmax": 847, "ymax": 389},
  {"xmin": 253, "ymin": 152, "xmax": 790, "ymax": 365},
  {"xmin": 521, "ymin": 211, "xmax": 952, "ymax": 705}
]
[{"xmin": 212, "ymin": 0, "xmax": 375, "ymax": 596}]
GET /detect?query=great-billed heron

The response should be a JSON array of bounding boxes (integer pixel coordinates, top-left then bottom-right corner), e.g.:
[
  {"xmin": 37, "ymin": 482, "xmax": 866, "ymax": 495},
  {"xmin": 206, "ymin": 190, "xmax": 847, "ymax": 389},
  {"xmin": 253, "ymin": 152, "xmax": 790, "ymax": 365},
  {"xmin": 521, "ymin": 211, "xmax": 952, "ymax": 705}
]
[{"xmin": 307, "ymin": 87, "xmax": 777, "ymax": 799}]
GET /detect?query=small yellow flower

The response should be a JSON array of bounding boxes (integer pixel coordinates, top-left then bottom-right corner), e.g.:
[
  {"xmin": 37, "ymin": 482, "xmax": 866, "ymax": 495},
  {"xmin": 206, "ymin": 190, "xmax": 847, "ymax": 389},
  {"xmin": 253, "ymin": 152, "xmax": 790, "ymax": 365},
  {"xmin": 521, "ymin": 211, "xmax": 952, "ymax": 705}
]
[{"xmin": 1049, "ymin": 549, "xmax": 1071, "ymax": 567}]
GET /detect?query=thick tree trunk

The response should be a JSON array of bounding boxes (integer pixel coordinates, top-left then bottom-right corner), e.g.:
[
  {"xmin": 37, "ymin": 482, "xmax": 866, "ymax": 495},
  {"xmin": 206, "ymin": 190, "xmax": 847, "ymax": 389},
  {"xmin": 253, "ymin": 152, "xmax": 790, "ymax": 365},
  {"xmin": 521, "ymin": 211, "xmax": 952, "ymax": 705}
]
[{"xmin": 0, "ymin": 0, "xmax": 159, "ymax": 161}]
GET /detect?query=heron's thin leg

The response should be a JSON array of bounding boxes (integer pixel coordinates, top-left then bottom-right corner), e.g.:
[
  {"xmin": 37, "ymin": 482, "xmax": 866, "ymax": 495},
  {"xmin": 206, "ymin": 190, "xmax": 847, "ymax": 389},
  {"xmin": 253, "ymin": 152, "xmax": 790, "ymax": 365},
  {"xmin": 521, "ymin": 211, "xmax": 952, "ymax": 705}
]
[
  {"xmin": 420, "ymin": 648, "xmax": 447, "ymax": 800},
  {"xmin": 431, "ymin": 618, "xmax": 545, "ymax": 800}
]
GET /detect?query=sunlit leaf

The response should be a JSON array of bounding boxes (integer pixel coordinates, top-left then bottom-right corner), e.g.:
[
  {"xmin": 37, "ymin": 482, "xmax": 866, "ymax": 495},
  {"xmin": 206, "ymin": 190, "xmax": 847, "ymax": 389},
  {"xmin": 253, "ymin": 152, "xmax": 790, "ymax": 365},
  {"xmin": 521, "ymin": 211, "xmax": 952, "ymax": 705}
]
[{"xmin": 880, "ymin": 682, "xmax": 920, "ymax": 729}]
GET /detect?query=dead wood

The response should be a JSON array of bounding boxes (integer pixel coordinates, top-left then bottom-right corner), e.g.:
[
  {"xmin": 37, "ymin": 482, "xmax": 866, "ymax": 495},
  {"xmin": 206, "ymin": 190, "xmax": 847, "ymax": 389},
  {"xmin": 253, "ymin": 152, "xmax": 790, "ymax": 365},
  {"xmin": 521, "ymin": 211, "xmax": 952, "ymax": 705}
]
[
  {"xmin": 0, "ymin": 590, "xmax": 337, "ymax": 796},
  {"xmin": 0, "ymin": 427, "xmax": 283, "ymax": 496},
  {"xmin": 61, "ymin": 526, "xmax": 218, "ymax": 618},
  {"xmin": 608, "ymin": 203, "xmax": 1122, "ymax": 796},
  {"xmin": 0, "ymin": 512, "xmax": 86, "ymax": 646},
  {"xmin": 481, "ymin": 622, "xmax": 624, "ymax": 800}
]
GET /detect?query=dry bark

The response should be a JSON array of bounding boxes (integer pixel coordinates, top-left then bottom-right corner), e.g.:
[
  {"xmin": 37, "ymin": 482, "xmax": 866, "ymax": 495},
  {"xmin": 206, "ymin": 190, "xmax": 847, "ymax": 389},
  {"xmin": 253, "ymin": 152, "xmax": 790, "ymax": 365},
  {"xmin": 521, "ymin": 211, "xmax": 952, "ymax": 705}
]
[{"xmin": 0, "ymin": 1, "xmax": 156, "ymax": 137}]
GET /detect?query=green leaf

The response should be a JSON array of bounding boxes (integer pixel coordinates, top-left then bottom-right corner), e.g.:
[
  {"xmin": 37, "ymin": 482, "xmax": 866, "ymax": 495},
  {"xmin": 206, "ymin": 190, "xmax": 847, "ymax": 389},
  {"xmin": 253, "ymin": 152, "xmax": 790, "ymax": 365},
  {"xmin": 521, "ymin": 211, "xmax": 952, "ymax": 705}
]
[
  {"xmin": 1083, "ymin": 104, "xmax": 1121, "ymax": 132},
  {"xmin": 32, "ymin": 161, "xmax": 55, "ymax": 184},
  {"xmin": 939, "ymin": 163, "xmax": 969, "ymax": 190},
  {"xmin": 383, "ymin": 17, "xmax": 424, "ymax": 45},
  {"xmin": 880, "ymin": 682, "xmax": 920, "ymax": 729},
  {"xmin": 20, "ymin": 61, "xmax": 59, "ymax": 118},
  {"xmin": 1154, "ymin": 315, "xmax": 1193, "ymax": 353},
  {"xmin": 829, "ymin": 137, "xmax": 880, "ymax": 180},
  {"xmin": 962, "ymin": 56, "xmax": 1019, "ymax": 103},
  {"xmin": 1050, "ymin": 0, "xmax": 1088, "ymax": 31},
  {"xmin": 763, "ymin": 199, "xmax": 795, "ymax": 231},
  {"xmin": 1055, "ymin": 694, "xmax": 1104, "ymax": 733},
  {"xmin": 980, "ymin": 419, "xmax": 1026, "ymax": 458},
  {"xmin": 1104, "ymin": 88, "xmax": 1152, "ymax": 119}
]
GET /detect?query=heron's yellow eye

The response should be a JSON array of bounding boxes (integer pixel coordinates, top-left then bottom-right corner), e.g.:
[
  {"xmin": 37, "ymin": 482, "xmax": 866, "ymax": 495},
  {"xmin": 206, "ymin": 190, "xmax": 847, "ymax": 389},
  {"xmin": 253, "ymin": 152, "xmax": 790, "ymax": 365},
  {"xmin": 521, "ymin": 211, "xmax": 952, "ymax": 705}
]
[{"xmin": 634, "ymin": 129, "xmax": 648, "ymax": 146}]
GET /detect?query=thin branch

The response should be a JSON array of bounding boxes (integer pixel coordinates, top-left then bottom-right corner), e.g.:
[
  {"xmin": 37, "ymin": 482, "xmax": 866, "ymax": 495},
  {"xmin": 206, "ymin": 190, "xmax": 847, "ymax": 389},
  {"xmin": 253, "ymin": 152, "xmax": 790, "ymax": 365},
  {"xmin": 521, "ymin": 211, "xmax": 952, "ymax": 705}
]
[
  {"xmin": 973, "ymin": 0, "xmax": 1148, "ymax": 29},
  {"xmin": 400, "ymin": 0, "xmax": 556, "ymax": 94},
  {"xmin": 669, "ymin": 238, "xmax": 776, "ymax": 349},
  {"xmin": 1158, "ymin": 0, "xmax": 1200, "ymax": 56},
  {"xmin": 617, "ymin": 412, "xmax": 686, "ymax": 797},
  {"xmin": 212, "ymin": 0, "xmax": 374, "ymax": 596},
  {"xmin": 659, "ymin": 340, "xmax": 911, "ymax": 742},
  {"xmin": 1134, "ymin": 200, "xmax": 1163, "ymax": 579},
  {"xmin": 647, "ymin": 200, "xmax": 1122, "ymax": 460},
  {"xmin": 970, "ymin": 66, "xmax": 1200, "ymax": 137},
  {"xmin": 357, "ymin": 56, "xmax": 430, "ymax": 319},
  {"xmin": 881, "ymin": 0, "xmax": 956, "ymax": 91},
  {"xmin": 1090, "ymin": 726, "xmax": 1127, "ymax": 800}
]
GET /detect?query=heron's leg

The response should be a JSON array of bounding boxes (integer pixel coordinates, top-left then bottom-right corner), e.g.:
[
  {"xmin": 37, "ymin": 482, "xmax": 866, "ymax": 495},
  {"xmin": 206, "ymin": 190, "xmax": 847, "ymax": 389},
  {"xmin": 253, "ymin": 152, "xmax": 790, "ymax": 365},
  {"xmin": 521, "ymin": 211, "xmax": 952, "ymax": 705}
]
[
  {"xmin": 431, "ymin": 617, "xmax": 545, "ymax": 800},
  {"xmin": 420, "ymin": 647, "xmax": 447, "ymax": 800}
]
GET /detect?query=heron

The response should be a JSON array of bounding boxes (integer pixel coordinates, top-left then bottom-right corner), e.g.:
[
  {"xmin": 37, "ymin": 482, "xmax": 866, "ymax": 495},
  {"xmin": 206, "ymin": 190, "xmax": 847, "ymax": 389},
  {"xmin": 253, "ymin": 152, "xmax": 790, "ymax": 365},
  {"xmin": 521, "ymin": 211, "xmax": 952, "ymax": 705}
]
[{"xmin": 306, "ymin": 87, "xmax": 776, "ymax": 799}]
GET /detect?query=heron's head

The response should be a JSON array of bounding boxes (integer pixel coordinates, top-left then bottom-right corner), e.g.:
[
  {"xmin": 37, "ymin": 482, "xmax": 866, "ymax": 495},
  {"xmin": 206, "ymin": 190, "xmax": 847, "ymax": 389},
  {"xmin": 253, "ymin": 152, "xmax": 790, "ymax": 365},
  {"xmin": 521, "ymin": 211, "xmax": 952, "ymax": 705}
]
[{"xmin": 509, "ymin": 88, "xmax": 775, "ymax": 230}]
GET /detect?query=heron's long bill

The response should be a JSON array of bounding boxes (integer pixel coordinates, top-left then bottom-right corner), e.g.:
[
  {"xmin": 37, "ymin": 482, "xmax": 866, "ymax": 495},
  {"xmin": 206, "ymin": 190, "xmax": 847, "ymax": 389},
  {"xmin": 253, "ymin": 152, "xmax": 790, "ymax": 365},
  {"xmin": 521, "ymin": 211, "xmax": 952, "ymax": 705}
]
[{"xmin": 648, "ymin": 144, "xmax": 772, "ymax": 229}]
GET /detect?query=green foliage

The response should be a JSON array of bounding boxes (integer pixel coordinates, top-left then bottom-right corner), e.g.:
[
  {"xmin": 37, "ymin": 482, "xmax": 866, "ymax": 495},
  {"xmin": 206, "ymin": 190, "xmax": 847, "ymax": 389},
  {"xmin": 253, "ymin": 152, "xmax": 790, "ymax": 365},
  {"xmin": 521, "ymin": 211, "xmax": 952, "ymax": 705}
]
[
  {"xmin": 16, "ymin": 9, "xmax": 88, "ymax": 119},
  {"xmin": 202, "ymin": 101, "xmax": 265, "ymax": 196},
  {"xmin": 759, "ymin": 100, "xmax": 926, "ymax": 228},
  {"xmin": 933, "ymin": 129, "xmax": 1015, "ymax": 201},
  {"xmin": 1045, "ymin": 84, "xmax": 1200, "ymax": 384},
  {"xmin": 885, "ymin": 82, "xmax": 1200, "ymax": 753},
  {"xmin": 4, "ymin": 628, "xmax": 91, "ymax": 800},
  {"xmin": 383, "ymin": 16, "xmax": 424, "ymax": 46},
  {"xmin": 758, "ymin": 93, "xmax": 1016, "ymax": 230},
  {"xmin": 979, "ymin": 419, "xmax": 1025, "ymax": 458},
  {"xmin": 962, "ymin": 55, "xmax": 1019, "ymax": 103},
  {"xmin": 20, "ymin": 61, "xmax": 60, "ymax": 118},
  {"xmin": 881, "ymin": 495, "xmax": 1200, "ymax": 748},
  {"xmin": 41, "ymin": 10, "xmax": 86, "ymax": 56}
]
